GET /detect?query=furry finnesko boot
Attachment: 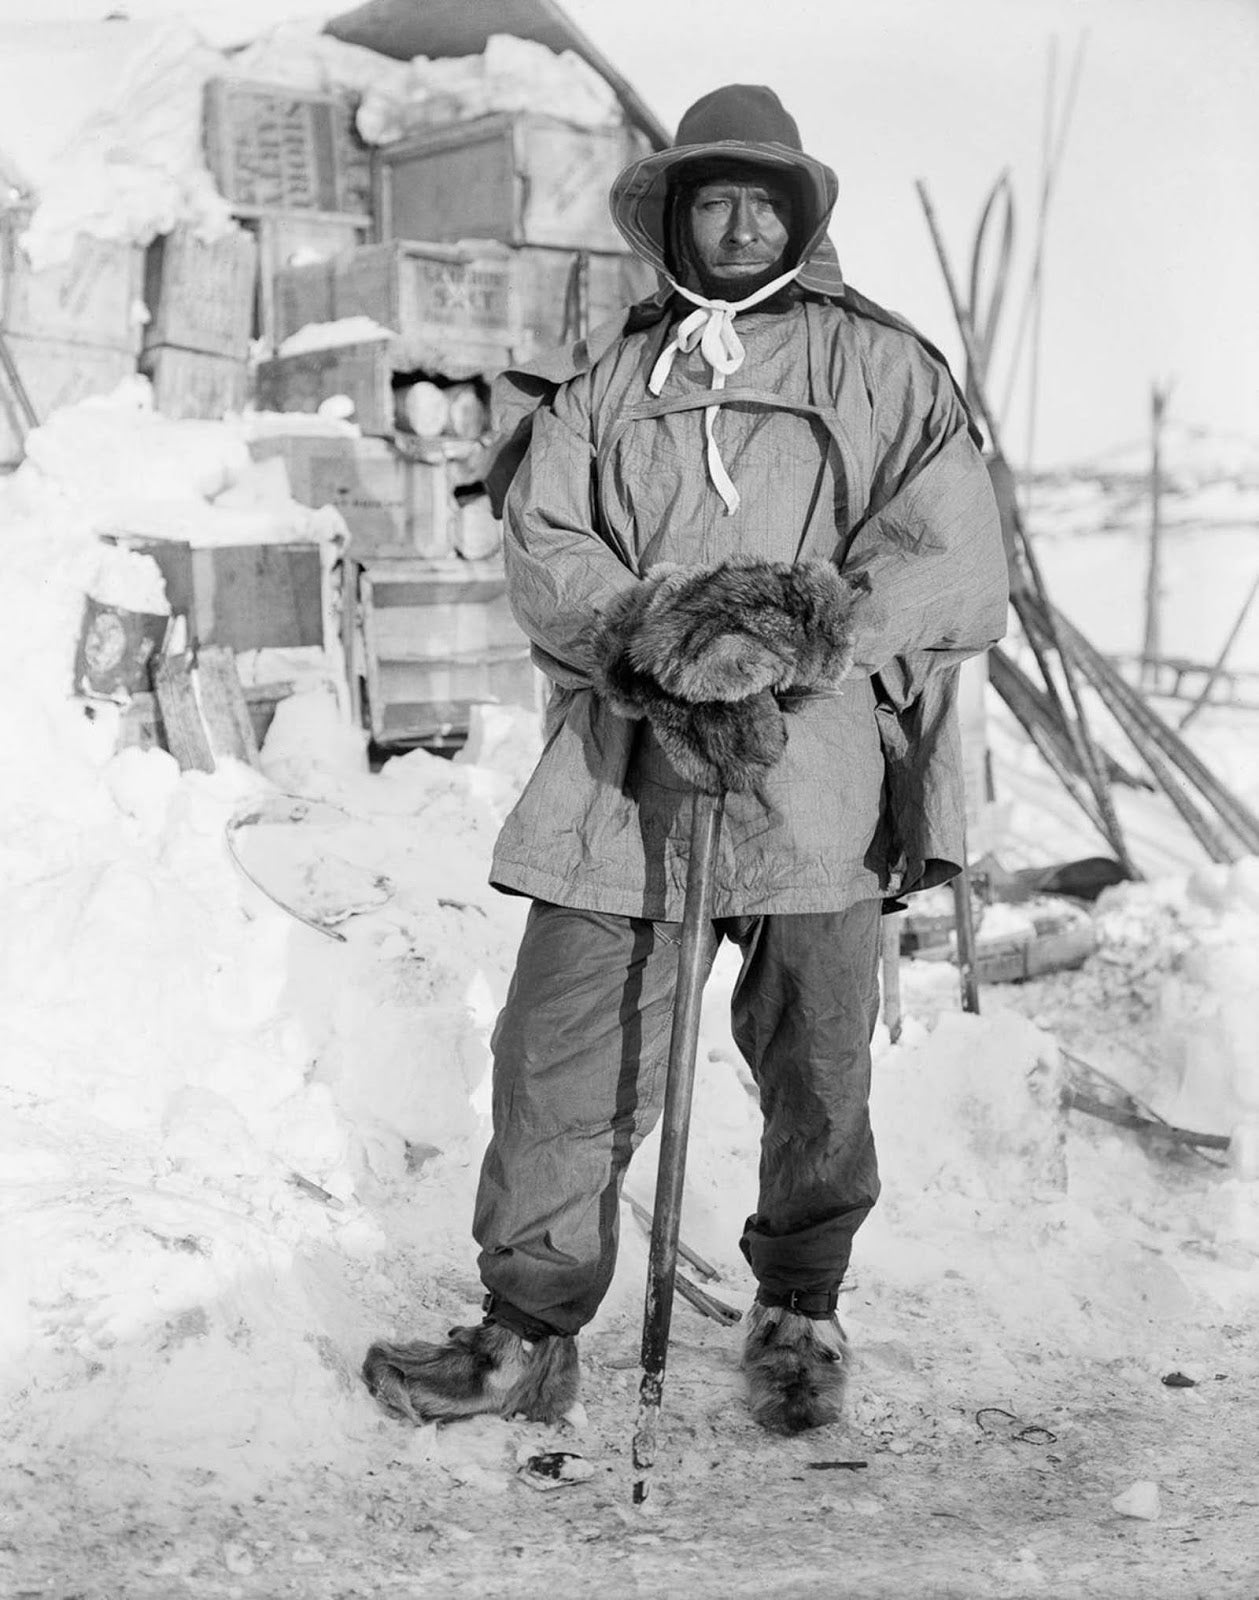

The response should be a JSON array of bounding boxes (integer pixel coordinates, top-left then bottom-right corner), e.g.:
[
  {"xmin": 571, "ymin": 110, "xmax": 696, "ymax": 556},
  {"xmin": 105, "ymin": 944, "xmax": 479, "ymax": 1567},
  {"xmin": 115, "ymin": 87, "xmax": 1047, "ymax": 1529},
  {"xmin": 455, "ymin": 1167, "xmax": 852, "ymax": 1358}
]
[
  {"xmin": 362, "ymin": 1322, "xmax": 580, "ymax": 1425},
  {"xmin": 741, "ymin": 1303, "xmax": 850, "ymax": 1434}
]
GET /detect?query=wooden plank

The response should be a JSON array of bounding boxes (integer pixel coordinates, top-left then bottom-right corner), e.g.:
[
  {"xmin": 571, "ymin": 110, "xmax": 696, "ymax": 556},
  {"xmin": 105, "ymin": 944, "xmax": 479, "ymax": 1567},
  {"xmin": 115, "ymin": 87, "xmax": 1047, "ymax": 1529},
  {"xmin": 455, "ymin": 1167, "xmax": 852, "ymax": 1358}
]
[
  {"xmin": 140, "ymin": 346, "xmax": 249, "ymax": 420},
  {"xmin": 195, "ymin": 644, "xmax": 261, "ymax": 768},
  {"xmin": 203, "ymin": 79, "xmax": 372, "ymax": 216},
  {"xmin": 142, "ymin": 227, "xmax": 258, "ymax": 359},
  {"xmin": 153, "ymin": 652, "xmax": 215, "ymax": 772},
  {"xmin": 340, "ymin": 558, "xmax": 363, "ymax": 731},
  {"xmin": 0, "ymin": 334, "xmax": 135, "ymax": 467},
  {"xmin": 2, "ymin": 213, "xmax": 143, "ymax": 352}
]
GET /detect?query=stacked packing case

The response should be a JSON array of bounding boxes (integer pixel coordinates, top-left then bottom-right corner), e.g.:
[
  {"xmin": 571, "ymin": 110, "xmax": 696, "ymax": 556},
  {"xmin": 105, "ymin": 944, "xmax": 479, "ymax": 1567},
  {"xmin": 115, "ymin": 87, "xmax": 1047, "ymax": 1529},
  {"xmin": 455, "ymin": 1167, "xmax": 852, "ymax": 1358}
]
[{"xmin": 256, "ymin": 106, "xmax": 657, "ymax": 748}]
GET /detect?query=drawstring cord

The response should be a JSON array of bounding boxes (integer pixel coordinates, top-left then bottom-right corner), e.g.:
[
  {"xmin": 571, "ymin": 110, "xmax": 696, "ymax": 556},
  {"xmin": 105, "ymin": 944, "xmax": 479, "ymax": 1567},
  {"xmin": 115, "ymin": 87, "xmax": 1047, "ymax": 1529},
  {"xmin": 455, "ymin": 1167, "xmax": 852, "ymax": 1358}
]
[{"xmin": 647, "ymin": 266, "xmax": 802, "ymax": 515}]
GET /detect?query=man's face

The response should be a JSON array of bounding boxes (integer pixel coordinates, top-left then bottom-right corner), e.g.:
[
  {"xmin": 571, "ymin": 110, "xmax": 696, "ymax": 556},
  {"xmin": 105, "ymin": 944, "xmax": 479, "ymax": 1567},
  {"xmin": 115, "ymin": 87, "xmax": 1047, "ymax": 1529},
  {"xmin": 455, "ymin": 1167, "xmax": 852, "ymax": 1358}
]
[{"xmin": 685, "ymin": 173, "xmax": 795, "ymax": 299}]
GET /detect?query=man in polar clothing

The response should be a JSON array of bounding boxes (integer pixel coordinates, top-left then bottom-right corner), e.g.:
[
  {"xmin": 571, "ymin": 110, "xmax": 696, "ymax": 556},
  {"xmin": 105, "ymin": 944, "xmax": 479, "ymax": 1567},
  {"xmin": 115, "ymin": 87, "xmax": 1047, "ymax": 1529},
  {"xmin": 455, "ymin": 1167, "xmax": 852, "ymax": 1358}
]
[{"xmin": 365, "ymin": 84, "xmax": 1009, "ymax": 1433}]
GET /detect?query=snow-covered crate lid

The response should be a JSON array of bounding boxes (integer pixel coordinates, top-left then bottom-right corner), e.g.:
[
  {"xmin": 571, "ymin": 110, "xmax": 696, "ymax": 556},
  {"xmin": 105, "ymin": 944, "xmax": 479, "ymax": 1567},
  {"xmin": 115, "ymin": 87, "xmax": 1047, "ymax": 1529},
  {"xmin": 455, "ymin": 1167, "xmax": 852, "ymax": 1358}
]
[{"xmin": 373, "ymin": 112, "xmax": 651, "ymax": 254}]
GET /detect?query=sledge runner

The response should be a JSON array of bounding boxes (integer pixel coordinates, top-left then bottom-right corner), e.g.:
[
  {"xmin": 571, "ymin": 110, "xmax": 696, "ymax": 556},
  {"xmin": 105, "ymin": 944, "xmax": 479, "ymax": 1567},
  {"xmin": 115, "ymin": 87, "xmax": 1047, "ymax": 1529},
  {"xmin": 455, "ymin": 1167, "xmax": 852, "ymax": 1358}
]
[{"xmin": 365, "ymin": 82, "xmax": 1008, "ymax": 1433}]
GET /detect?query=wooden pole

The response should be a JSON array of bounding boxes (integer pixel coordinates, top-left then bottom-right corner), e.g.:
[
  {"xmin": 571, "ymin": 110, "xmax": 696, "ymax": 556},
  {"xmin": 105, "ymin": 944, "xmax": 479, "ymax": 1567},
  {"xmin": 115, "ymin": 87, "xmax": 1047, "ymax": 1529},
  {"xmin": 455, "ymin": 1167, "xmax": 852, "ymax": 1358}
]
[
  {"xmin": 951, "ymin": 860, "xmax": 982, "ymax": 1015},
  {"xmin": 1142, "ymin": 383, "xmax": 1170, "ymax": 684},
  {"xmin": 1041, "ymin": 603, "xmax": 1259, "ymax": 856},
  {"xmin": 881, "ymin": 913, "xmax": 904, "ymax": 1044},
  {"xmin": 633, "ymin": 789, "xmax": 724, "ymax": 1504}
]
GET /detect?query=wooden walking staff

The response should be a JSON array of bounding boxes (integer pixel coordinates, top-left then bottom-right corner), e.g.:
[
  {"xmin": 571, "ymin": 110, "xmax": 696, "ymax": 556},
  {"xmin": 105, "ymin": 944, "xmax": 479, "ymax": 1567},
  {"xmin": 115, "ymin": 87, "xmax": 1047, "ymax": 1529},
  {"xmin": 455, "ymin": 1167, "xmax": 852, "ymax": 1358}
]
[{"xmin": 633, "ymin": 788, "xmax": 725, "ymax": 1504}]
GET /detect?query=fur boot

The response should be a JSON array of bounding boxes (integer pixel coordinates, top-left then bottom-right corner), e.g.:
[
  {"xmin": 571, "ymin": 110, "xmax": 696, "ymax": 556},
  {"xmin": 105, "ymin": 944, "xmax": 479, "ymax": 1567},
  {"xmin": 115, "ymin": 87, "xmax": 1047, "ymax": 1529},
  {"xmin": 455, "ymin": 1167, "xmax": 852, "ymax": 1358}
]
[
  {"xmin": 362, "ymin": 1322, "xmax": 580, "ymax": 1425},
  {"xmin": 741, "ymin": 1303, "xmax": 850, "ymax": 1434}
]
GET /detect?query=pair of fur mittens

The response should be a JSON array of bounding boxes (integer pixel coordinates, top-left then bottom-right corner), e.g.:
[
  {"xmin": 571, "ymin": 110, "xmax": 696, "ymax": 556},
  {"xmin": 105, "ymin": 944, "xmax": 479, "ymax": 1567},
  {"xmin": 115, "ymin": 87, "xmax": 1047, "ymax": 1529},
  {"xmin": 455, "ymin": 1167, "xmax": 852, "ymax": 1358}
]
[{"xmin": 585, "ymin": 559, "xmax": 867, "ymax": 794}]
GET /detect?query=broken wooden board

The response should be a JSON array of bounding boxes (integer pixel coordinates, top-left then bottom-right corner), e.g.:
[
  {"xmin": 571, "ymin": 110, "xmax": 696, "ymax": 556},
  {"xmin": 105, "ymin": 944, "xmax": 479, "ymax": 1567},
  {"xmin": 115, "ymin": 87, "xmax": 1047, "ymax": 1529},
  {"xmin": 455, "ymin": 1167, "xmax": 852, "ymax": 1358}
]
[
  {"xmin": 197, "ymin": 645, "xmax": 261, "ymax": 769},
  {"xmin": 152, "ymin": 652, "xmax": 214, "ymax": 773}
]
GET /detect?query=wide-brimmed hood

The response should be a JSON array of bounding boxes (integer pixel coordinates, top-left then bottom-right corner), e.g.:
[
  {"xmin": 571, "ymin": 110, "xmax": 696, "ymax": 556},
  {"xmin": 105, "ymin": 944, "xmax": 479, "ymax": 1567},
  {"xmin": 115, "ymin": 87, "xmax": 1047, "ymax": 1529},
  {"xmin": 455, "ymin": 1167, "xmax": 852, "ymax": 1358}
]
[{"xmin": 609, "ymin": 85, "xmax": 845, "ymax": 297}]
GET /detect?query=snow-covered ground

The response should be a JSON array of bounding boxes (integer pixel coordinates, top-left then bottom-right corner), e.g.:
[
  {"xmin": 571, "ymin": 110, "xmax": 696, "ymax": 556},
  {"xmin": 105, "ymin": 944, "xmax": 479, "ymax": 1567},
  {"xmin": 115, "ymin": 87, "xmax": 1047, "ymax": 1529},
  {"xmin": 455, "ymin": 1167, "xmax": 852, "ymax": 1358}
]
[{"xmin": 2, "ymin": 387, "xmax": 1258, "ymax": 1597}]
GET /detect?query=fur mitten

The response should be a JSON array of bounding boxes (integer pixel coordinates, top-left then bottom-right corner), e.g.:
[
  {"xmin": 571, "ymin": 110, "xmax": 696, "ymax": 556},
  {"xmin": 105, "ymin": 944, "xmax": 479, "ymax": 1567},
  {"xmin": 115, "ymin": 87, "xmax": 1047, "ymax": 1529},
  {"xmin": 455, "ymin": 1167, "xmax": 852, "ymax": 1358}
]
[
  {"xmin": 644, "ymin": 688, "xmax": 787, "ymax": 796},
  {"xmin": 585, "ymin": 559, "xmax": 866, "ymax": 793},
  {"xmin": 600, "ymin": 559, "xmax": 866, "ymax": 703}
]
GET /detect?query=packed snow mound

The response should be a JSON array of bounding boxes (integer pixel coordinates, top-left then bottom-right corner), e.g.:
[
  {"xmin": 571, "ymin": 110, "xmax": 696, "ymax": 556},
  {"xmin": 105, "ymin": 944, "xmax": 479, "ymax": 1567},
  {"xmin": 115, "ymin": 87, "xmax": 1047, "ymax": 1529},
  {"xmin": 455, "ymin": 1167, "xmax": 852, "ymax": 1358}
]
[
  {"xmin": 0, "ymin": 20, "xmax": 233, "ymax": 267},
  {"xmin": 353, "ymin": 32, "xmax": 623, "ymax": 145}
]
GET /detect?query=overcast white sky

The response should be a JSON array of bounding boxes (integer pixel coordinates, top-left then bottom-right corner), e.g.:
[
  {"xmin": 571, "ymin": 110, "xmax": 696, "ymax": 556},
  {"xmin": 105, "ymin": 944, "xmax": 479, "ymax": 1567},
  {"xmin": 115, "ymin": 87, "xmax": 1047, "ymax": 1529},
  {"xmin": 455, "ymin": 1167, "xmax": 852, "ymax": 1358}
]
[{"xmin": 1, "ymin": 0, "xmax": 1255, "ymax": 468}]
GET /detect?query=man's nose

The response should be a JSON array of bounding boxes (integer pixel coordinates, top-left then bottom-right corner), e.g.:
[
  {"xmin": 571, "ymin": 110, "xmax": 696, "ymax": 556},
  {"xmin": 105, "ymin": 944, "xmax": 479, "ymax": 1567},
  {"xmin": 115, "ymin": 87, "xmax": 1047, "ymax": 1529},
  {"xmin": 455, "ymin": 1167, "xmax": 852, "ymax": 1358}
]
[{"xmin": 726, "ymin": 194, "xmax": 758, "ymax": 244}]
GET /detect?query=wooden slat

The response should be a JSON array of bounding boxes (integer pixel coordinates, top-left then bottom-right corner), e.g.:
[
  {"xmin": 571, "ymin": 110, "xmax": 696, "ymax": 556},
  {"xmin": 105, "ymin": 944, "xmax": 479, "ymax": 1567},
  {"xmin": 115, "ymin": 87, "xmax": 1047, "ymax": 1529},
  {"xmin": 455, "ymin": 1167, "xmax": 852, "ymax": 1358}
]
[
  {"xmin": 196, "ymin": 646, "xmax": 262, "ymax": 768},
  {"xmin": 153, "ymin": 653, "xmax": 215, "ymax": 773}
]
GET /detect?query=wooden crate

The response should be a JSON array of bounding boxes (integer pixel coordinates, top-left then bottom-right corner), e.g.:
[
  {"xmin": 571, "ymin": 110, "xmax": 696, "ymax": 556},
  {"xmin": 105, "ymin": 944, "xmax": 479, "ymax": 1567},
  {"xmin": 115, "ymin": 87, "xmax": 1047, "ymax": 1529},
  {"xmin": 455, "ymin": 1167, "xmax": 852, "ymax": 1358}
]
[
  {"xmin": 1, "ymin": 211, "xmax": 143, "ymax": 352},
  {"xmin": 254, "ymin": 339, "xmax": 394, "ymax": 434},
  {"xmin": 358, "ymin": 557, "xmax": 535, "ymax": 743},
  {"xmin": 237, "ymin": 206, "xmax": 371, "ymax": 349},
  {"xmin": 273, "ymin": 258, "xmax": 336, "ymax": 345},
  {"xmin": 0, "ymin": 333, "xmax": 135, "ymax": 467},
  {"xmin": 109, "ymin": 536, "xmax": 325, "ymax": 652},
  {"xmin": 1, "ymin": 212, "xmax": 143, "ymax": 353},
  {"xmin": 912, "ymin": 903, "xmax": 1098, "ymax": 984},
  {"xmin": 511, "ymin": 246, "xmax": 657, "ymax": 356},
  {"xmin": 249, "ymin": 433, "xmax": 455, "ymax": 559},
  {"xmin": 142, "ymin": 227, "xmax": 258, "ymax": 360},
  {"xmin": 140, "ymin": 346, "xmax": 249, "ymax": 420},
  {"xmin": 373, "ymin": 113, "xmax": 649, "ymax": 253},
  {"xmin": 276, "ymin": 242, "xmax": 516, "ymax": 376},
  {"xmin": 203, "ymin": 79, "xmax": 372, "ymax": 216}
]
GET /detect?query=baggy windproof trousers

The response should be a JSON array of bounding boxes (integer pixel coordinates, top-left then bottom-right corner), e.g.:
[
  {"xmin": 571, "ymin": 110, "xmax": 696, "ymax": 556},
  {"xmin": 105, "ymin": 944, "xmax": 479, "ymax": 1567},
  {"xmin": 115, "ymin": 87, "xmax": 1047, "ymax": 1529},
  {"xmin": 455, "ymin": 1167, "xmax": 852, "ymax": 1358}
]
[{"xmin": 473, "ymin": 899, "xmax": 883, "ymax": 1338}]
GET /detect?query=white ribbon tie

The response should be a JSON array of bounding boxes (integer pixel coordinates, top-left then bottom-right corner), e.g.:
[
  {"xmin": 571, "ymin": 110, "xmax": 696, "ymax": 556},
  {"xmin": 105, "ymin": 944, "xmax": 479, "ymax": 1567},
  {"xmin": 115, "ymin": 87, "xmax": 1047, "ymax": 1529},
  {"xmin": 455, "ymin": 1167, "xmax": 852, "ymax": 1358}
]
[{"xmin": 647, "ymin": 265, "xmax": 802, "ymax": 515}]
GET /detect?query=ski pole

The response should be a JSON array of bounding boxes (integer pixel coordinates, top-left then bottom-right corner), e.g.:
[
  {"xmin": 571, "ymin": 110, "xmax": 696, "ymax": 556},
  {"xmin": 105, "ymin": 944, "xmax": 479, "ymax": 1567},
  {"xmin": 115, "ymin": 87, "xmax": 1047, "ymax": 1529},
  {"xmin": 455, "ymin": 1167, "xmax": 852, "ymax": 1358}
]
[{"xmin": 632, "ymin": 787, "xmax": 725, "ymax": 1504}]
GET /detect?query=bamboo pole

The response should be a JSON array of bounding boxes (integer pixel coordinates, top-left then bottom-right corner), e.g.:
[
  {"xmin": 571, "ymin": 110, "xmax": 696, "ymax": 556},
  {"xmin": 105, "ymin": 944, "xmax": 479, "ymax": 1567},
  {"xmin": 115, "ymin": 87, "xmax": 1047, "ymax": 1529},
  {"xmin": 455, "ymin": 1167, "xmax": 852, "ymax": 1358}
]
[
  {"xmin": 987, "ymin": 646, "xmax": 1109, "ymax": 839},
  {"xmin": 998, "ymin": 31, "xmax": 1089, "ymax": 430},
  {"xmin": 1178, "ymin": 570, "xmax": 1259, "ymax": 730},
  {"xmin": 1031, "ymin": 601, "xmax": 1259, "ymax": 856},
  {"xmin": 915, "ymin": 180, "xmax": 1138, "ymax": 880},
  {"xmin": 1141, "ymin": 383, "xmax": 1171, "ymax": 684}
]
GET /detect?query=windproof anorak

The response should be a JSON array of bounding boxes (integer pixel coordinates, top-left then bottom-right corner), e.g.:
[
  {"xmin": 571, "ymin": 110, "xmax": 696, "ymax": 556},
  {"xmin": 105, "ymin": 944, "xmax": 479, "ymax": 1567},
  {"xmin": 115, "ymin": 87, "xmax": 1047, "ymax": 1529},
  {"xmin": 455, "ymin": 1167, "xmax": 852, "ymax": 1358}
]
[{"xmin": 489, "ymin": 149, "xmax": 1008, "ymax": 921}]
